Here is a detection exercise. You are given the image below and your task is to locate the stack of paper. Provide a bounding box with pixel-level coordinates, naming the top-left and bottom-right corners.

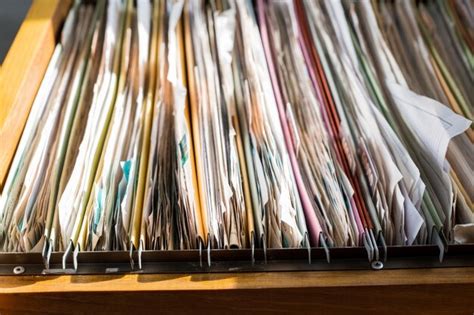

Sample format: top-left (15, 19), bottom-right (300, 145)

top-left (0, 0), bottom-right (471, 255)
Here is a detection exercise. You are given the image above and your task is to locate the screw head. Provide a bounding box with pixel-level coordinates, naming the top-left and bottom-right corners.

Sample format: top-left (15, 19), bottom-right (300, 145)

top-left (371, 260), bottom-right (384, 270)
top-left (13, 266), bottom-right (25, 275)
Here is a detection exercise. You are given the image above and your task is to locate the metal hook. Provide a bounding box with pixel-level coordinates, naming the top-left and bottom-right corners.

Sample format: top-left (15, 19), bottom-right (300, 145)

top-left (62, 241), bottom-right (73, 270)
top-left (41, 236), bottom-right (52, 270)
top-left (207, 238), bottom-right (211, 268)
top-left (304, 232), bottom-right (311, 264)
top-left (362, 230), bottom-right (374, 262)
top-left (138, 240), bottom-right (143, 270)
top-left (250, 231), bottom-right (255, 265)
top-left (319, 233), bottom-right (330, 264)
top-left (73, 244), bottom-right (79, 271)
top-left (41, 236), bottom-right (49, 269)
top-left (369, 229), bottom-right (379, 262)
top-left (377, 233), bottom-right (387, 262)
top-left (198, 237), bottom-right (203, 268)
top-left (129, 245), bottom-right (135, 270)
top-left (262, 234), bottom-right (267, 264)
top-left (46, 239), bottom-right (53, 270)
top-left (432, 230), bottom-right (446, 263)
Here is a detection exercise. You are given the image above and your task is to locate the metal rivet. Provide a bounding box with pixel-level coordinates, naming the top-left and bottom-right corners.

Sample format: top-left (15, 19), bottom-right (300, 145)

top-left (371, 260), bottom-right (384, 270)
top-left (13, 266), bottom-right (25, 275)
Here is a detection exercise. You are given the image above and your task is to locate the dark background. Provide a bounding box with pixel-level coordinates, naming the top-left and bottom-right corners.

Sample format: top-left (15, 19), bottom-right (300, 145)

top-left (0, 0), bottom-right (32, 64)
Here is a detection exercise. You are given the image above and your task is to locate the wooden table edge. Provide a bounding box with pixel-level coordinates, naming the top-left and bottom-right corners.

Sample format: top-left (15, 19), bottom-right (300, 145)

top-left (0, 267), bottom-right (472, 294)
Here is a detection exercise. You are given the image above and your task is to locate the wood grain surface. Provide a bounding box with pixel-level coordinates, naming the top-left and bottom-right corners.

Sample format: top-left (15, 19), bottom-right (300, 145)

top-left (0, 268), bottom-right (473, 314)
top-left (0, 0), bottom-right (71, 190)
top-left (0, 269), bottom-right (472, 314)
top-left (1, 268), bottom-right (473, 293)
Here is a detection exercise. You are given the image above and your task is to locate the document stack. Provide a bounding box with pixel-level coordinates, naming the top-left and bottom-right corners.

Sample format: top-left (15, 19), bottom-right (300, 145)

top-left (0, 0), bottom-right (472, 274)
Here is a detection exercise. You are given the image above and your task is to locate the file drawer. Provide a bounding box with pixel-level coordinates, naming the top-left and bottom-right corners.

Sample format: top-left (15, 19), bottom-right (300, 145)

top-left (0, 0), bottom-right (473, 313)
